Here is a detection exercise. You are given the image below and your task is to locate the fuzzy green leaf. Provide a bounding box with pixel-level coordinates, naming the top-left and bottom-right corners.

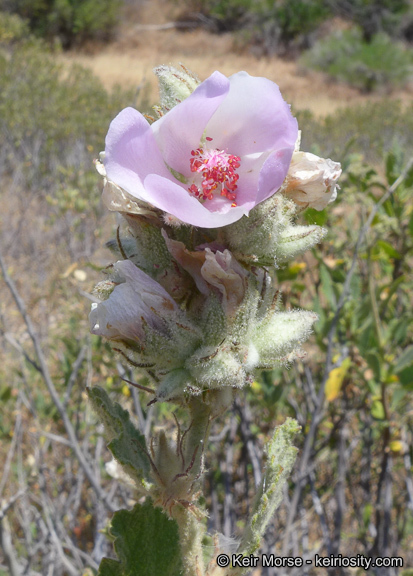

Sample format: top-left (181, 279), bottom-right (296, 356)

top-left (87, 386), bottom-right (150, 488)
top-left (237, 418), bottom-right (300, 559)
top-left (98, 558), bottom-right (123, 576)
top-left (98, 500), bottom-right (183, 576)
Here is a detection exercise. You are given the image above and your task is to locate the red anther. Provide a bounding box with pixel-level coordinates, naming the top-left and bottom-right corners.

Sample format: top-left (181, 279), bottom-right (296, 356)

top-left (188, 145), bottom-right (241, 206)
top-left (206, 136), bottom-right (213, 141)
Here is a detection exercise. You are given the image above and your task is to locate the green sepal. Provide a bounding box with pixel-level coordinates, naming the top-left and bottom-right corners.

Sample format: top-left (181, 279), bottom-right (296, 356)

top-left (156, 368), bottom-right (195, 401)
top-left (123, 215), bottom-right (174, 278)
top-left (142, 320), bottom-right (201, 370)
top-left (97, 500), bottom-right (183, 576)
top-left (199, 293), bottom-right (227, 345)
top-left (87, 386), bottom-right (151, 489)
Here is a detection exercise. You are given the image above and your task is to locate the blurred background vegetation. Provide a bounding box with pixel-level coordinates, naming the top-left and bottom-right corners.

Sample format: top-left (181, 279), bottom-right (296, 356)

top-left (0, 0), bottom-right (413, 574)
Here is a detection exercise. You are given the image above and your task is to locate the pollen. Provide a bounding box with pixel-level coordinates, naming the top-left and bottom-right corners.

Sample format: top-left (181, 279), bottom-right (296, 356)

top-left (188, 137), bottom-right (241, 205)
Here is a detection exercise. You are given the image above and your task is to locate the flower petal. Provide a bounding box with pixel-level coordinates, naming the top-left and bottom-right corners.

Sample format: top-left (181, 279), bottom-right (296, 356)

top-left (104, 107), bottom-right (176, 204)
top-left (144, 174), bottom-right (249, 228)
top-left (228, 152), bottom-right (268, 208)
top-left (162, 230), bottom-right (209, 294)
top-left (201, 249), bottom-right (248, 316)
top-left (205, 72), bottom-right (298, 157)
top-left (255, 147), bottom-right (295, 204)
top-left (152, 71), bottom-right (230, 177)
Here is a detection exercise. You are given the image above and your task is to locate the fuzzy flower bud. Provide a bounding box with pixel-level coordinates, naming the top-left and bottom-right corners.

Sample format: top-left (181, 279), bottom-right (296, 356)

top-left (90, 259), bottom-right (202, 379)
top-left (154, 64), bottom-right (201, 115)
top-left (274, 223), bottom-right (327, 264)
top-left (223, 194), bottom-right (326, 267)
top-left (251, 310), bottom-right (318, 367)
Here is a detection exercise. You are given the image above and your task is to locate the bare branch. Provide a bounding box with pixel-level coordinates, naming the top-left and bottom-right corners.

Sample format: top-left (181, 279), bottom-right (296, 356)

top-left (0, 249), bottom-right (116, 513)
top-left (0, 400), bottom-right (22, 499)
top-left (62, 344), bottom-right (87, 409)
top-left (0, 516), bottom-right (22, 576)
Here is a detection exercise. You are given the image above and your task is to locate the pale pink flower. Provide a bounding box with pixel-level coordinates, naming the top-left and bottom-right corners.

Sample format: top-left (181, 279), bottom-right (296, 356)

top-left (104, 71), bottom-right (298, 228)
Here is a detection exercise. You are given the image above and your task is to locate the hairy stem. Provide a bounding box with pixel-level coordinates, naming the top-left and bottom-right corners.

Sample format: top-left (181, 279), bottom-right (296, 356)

top-left (165, 398), bottom-right (213, 576)
top-left (173, 504), bottom-right (205, 576)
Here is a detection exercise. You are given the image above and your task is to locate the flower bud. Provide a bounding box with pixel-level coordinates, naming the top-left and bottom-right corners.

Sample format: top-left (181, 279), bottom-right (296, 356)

top-left (223, 194), bottom-right (325, 266)
top-left (251, 310), bottom-right (318, 367)
top-left (201, 248), bottom-right (248, 318)
top-left (90, 260), bottom-right (178, 342)
top-left (274, 224), bottom-right (327, 264)
top-left (153, 64), bottom-right (200, 115)
top-left (222, 194), bottom-right (295, 266)
top-left (186, 345), bottom-right (249, 390)
top-left (282, 151), bottom-right (341, 211)
top-left (162, 231), bottom-right (249, 319)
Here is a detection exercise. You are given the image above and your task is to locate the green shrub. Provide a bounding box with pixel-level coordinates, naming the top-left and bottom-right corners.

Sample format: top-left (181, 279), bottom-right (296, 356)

top-left (185, 0), bottom-right (330, 54)
top-left (325, 0), bottom-right (411, 42)
top-left (191, 0), bottom-right (251, 31)
top-left (301, 28), bottom-right (413, 92)
top-left (0, 37), bottom-right (134, 182)
top-left (249, 0), bottom-right (330, 54)
top-left (296, 100), bottom-right (413, 164)
top-left (188, 0), bottom-right (413, 53)
top-left (3, 0), bottom-right (121, 48)
top-left (0, 11), bottom-right (28, 43)
top-left (0, 37), bottom-right (136, 258)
